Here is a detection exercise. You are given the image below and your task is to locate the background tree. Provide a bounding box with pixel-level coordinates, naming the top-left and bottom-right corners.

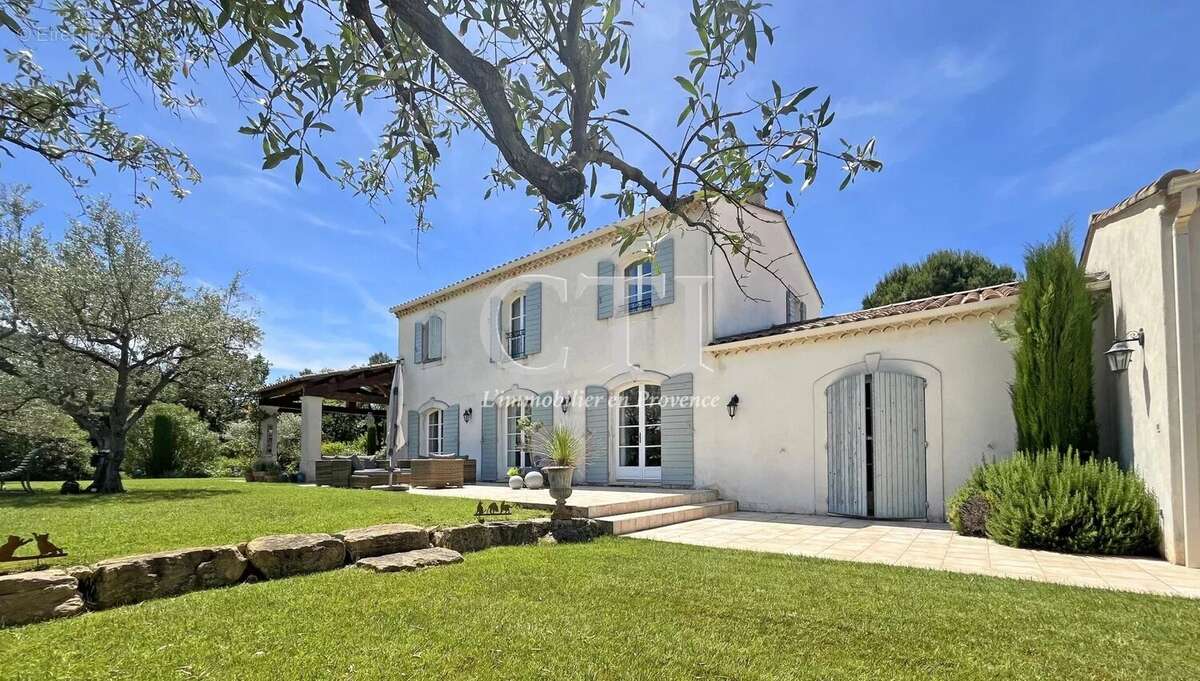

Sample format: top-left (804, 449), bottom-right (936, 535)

top-left (127, 403), bottom-right (223, 477)
top-left (862, 250), bottom-right (1018, 308)
top-left (0, 1), bottom-right (879, 293)
top-left (0, 187), bottom-right (262, 492)
top-left (368, 351), bottom-right (393, 365)
top-left (1008, 227), bottom-right (1096, 455)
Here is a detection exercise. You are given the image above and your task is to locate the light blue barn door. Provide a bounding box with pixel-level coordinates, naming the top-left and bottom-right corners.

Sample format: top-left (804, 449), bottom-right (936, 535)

top-left (871, 372), bottom-right (927, 519)
top-left (826, 374), bottom-right (867, 517)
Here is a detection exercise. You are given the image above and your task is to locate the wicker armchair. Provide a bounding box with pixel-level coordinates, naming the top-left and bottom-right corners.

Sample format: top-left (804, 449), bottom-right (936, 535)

top-left (314, 459), bottom-right (352, 487)
top-left (410, 458), bottom-right (464, 488)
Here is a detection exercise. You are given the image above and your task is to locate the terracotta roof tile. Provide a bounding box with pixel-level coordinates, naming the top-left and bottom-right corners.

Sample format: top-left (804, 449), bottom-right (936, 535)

top-left (712, 281), bottom-right (1022, 345)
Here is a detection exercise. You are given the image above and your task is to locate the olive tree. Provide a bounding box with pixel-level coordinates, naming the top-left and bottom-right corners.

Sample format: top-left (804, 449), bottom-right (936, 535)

top-left (0, 186), bottom-right (262, 492)
top-left (1, 0), bottom-right (880, 291)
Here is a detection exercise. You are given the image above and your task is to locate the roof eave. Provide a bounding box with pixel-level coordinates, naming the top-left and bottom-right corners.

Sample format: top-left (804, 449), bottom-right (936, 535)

top-left (705, 294), bottom-right (1020, 356)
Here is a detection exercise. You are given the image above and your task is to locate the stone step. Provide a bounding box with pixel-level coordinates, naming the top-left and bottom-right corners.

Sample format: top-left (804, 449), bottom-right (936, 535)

top-left (596, 499), bottom-right (737, 536)
top-left (581, 489), bottom-right (720, 518)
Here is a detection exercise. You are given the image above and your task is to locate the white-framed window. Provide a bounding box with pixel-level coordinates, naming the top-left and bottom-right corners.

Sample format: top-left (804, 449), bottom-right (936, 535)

top-left (425, 408), bottom-right (444, 455)
top-left (507, 295), bottom-right (526, 358)
top-left (617, 384), bottom-right (662, 470)
top-left (625, 259), bottom-right (653, 313)
top-left (505, 400), bottom-right (532, 468)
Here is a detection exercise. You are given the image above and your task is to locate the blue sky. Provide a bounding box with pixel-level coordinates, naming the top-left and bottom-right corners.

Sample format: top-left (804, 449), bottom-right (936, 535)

top-left (7, 1), bottom-right (1198, 379)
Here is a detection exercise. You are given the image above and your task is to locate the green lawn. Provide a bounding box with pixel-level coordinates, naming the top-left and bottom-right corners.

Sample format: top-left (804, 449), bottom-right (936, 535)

top-left (2, 538), bottom-right (1198, 680)
top-left (1, 479), bottom-right (541, 569)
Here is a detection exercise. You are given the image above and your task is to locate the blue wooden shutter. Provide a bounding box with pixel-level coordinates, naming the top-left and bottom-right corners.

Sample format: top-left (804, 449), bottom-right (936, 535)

top-left (826, 374), bottom-right (867, 516)
top-left (405, 410), bottom-right (420, 458)
top-left (660, 372), bottom-right (694, 487)
top-left (480, 403), bottom-right (498, 480)
top-left (871, 372), bottom-right (927, 519)
top-left (413, 321), bottom-right (424, 363)
top-left (652, 237), bottom-right (675, 306)
top-left (525, 282), bottom-right (542, 355)
top-left (585, 385), bottom-right (609, 484)
top-left (445, 403), bottom-right (460, 455)
top-left (799, 301), bottom-right (807, 321)
top-left (426, 316), bottom-right (442, 360)
top-left (532, 390), bottom-right (554, 430)
top-left (497, 299), bottom-right (506, 359)
top-left (786, 290), bottom-right (798, 323)
top-left (597, 260), bottom-right (614, 319)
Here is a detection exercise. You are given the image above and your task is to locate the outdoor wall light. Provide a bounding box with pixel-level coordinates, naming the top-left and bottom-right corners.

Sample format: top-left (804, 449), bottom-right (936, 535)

top-left (463, 407), bottom-right (473, 423)
top-left (726, 394), bottom-right (740, 419)
top-left (1105, 329), bottom-right (1145, 373)
top-left (560, 394), bottom-right (572, 413)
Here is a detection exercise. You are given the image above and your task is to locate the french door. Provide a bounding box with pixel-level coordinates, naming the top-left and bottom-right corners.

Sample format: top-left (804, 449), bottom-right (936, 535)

top-left (616, 384), bottom-right (662, 482)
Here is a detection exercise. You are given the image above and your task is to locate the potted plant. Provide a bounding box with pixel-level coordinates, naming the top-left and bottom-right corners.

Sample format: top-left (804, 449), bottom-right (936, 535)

top-left (527, 424), bottom-right (582, 520)
top-left (507, 466), bottom-right (524, 490)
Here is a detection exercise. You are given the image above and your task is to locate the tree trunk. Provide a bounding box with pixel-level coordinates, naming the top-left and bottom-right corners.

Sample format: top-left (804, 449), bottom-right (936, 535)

top-left (87, 431), bottom-right (127, 494)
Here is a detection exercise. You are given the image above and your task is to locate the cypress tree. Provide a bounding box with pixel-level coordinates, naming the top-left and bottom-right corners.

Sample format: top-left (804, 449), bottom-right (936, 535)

top-left (365, 417), bottom-right (380, 456)
top-left (148, 413), bottom-right (176, 477)
top-left (1011, 226), bottom-right (1097, 455)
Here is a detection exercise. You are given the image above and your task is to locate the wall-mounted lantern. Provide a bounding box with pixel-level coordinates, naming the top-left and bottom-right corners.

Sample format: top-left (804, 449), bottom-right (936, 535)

top-left (1105, 329), bottom-right (1145, 373)
top-left (726, 394), bottom-right (740, 419)
top-left (560, 393), bottom-right (572, 414)
top-left (463, 407), bottom-right (473, 423)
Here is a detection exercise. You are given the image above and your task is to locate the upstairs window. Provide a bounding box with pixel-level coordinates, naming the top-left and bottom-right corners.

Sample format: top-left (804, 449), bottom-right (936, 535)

top-left (625, 259), bottom-right (653, 313)
top-left (415, 315), bottom-right (443, 363)
top-left (786, 291), bottom-right (806, 324)
top-left (507, 295), bottom-right (526, 359)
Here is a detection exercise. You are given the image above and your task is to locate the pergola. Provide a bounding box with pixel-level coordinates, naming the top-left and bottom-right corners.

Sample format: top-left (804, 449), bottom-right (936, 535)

top-left (255, 362), bottom-right (397, 480)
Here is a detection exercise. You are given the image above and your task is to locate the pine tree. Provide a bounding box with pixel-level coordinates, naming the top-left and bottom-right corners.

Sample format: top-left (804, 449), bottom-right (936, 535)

top-left (1010, 226), bottom-right (1097, 455)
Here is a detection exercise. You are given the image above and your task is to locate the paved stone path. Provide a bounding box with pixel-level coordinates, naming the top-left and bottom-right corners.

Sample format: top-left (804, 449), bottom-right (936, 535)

top-left (628, 511), bottom-right (1200, 598)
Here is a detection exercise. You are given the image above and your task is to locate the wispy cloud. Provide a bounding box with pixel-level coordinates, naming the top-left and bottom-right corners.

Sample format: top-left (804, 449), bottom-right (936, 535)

top-left (258, 325), bottom-right (380, 375)
top-left (300, 212), bottom-right (415, 252)
top-left (1040, 90), bottom-right (1200, 198)
top-left (838, 45), bottom-right (1006, 124)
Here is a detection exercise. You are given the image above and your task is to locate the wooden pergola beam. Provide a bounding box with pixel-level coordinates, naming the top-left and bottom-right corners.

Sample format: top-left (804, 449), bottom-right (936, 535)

top-left (303, 388), bottom-right (389, 404)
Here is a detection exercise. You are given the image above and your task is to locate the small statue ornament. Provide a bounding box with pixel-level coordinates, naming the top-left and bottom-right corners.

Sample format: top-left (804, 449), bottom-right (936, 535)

top-left (0, 532), bottom-right (67, 565)
top-left (473, 500), bottom-right (514, 522)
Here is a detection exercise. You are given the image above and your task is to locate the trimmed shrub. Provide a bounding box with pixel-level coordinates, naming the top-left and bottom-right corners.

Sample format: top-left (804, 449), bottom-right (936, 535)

top-left (147, 413), bottom-right (176, 477)
top-left (365, 419), bottom-right (380, 456)
top-left (948, 450), bottom-right (1160, 555)
top-left (125, 403), bottom-right (220, 477)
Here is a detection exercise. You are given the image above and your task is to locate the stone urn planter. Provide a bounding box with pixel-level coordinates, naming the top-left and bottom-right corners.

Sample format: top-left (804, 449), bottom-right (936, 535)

top-left (544, 465), bottom-right (574, 520)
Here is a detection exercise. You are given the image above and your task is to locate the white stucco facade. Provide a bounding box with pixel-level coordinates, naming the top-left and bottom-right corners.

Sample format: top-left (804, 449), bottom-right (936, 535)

top-left (392, 199), bottom-right (821, 484)
top-left (1084, 169), bottom-right (1200, 566)
top-left (387, 194), bottom-right (1025, 525)
top-left (696, 301), bottom-right (1018, 521)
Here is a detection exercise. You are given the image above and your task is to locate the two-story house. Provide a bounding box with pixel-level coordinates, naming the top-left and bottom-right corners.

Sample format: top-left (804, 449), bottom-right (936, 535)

top-left (388, 195), bottom-right (1023, 525)
top-left (391, 198), bottom-right (822, 488)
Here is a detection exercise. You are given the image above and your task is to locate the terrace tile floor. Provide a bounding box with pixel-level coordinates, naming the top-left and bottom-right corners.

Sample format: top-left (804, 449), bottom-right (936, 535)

top-left (628, 511), bottom-right (1200, 598)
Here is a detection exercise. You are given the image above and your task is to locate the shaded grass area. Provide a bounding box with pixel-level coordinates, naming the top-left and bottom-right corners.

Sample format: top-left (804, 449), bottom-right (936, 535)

top-left (4, 538), bottom-right (1199, 680)
top-left (0, 479), bottom-right (541, 570)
